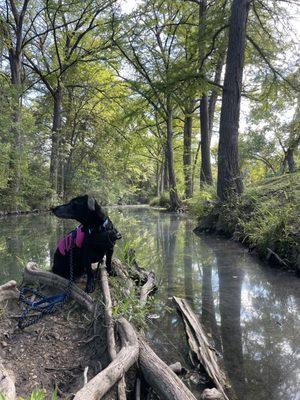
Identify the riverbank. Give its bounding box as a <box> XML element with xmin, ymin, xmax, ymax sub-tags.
<box><xmin>193</xmin><ymin>173</ymin><xmax>300</xmax><ymax>275</ymax></box>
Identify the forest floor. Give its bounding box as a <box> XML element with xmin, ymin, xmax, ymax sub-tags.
<box><xmin>194</xmin><ymin>172</ymin><xmax>300</xmax><ymax>274</ymax></box>
<box><xmin>0</xmin><ymin>282</ymin><xmax>117</xmax><ymax>400</ymax></box>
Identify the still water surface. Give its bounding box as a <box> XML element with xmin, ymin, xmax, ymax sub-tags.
<box><xmin>0</xmin><ymin>206</ymin><xmax>299</xmax><ymax>400</ymax></box>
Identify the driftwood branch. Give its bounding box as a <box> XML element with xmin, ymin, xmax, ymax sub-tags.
<box><xmin>0</xmin><ymin>281</ymin><xmax>19</xmax><ymax>302</ymax></box>
<box><xmin>99</xmin><ymin>265</ymin><xmax>127</xmax><ymax>400</ymax></box>
<box><xmin>139</xmin><ymin>271</ymin><xmax>157</xmax><ymax>307</ymax></box>
<box><xmin>173</xmin><ymin>297</ymin><xmax>229</xmax><ymax>400</ymax></box>
<box><xmin>23</xmin><ymin>262</ymin><xmax>96</xmax><ymax>313</ymax></box>
<box><xmin>74</xmin><ymin>317</ymin><xmax>139</xmax><ymax>400</ymax></box>
<box><xmin>266</xmin><ymin>248</ymin><xmax>289</xmax><ymax>268</ymax></box>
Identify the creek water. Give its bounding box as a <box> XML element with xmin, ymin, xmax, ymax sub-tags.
<box><xmin>0</xmin><ymin>206</ymin><xmax>299</xmax><ymax>400</ymax></box>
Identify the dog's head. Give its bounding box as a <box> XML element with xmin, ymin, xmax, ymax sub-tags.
<box><xmin>51</xmin><ymin>195</ymin><xmax>107</xmax><ymax>227</ymax></box>
<box><xmin>103</xmin><ymin>217</ymin><xmax>122</xmax><ymax>242</ymax></box>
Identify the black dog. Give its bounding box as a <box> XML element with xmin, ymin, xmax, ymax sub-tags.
<box><xmin>51</xmin><ymin>195</ymin><xmax>121</xmax><ymax>293</ymax></box>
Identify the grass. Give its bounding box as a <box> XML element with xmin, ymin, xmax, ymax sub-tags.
<box><xmin>0</xmin><ymin>388</ymin><xmax>58</xmax><ymax>400</ymax></box>
<box><xmin>149</xmin><ymin>191</ymin><xmax>170</xmax><ymax>208</ymax></box>
<box><xmin>192</xmin><ymin>173</ymin><xmax>300</xmax><ymax>270</ymax></box>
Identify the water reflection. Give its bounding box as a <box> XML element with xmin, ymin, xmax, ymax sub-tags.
<box><xmin>217</xmin><ymin>250</ymin><xmax>245</xmax><ymax>398</ymax></box>
<box><xmin>0</xmin><ymin>207</ymin><xmax>299</xmax><ymax>400</ymax></box>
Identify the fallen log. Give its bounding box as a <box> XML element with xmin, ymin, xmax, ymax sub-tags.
<box><xmin>74</xmin><ymin>317</ymin><xmax>139</xmax><ymax>400</ymax></box>
<box><xmin>0</xmin><ymin>281</ymin><xmax>19</xmax><ymax>302</ymax></box>
<box><xmin>23</xmin><ymin>262</ymin><xmax>96</xmax><ymax>313</ymax></box>
<box><xmin>173</xmin><ymin>297</ymin><xmax>229</xmax><ymax>400</ymax></box>
<box><xmin>139</xmin><ymin>338</ymin><xmax>197</xmax><ymax>400</ymax></box>
<box><xmin>99</xmin><ymin>265</ymin><xmax>127</xmax><ymax>400</ymax></box>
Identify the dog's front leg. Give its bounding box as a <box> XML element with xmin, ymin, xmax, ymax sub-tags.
<box><xmin>82</xmin><ymin>243</ymin><xmax>95</xmax><ymax>293</ymax></box>
<box><xmin>85</xmin><ymin>262</ymin><xmax>95</xmax><ymax>293</ymax></box>
<box><xmin>106</xmin><ymin>247</ymin><xmax>114</xmax><ymax>275</ymax></box>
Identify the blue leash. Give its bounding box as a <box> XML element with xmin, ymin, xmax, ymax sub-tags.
<box><xmin>18</xmin><ymin>287</ymin><xmax>68</xmax><ymax>329</ymax></box>
<box><xmin>18</xmin><ymin>234</ymin><xmax>75</xmax><ymax>329</ymax></box>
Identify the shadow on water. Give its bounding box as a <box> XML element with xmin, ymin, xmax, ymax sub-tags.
<box><xmin>0</xmin><ymin>207</ymin><xmax>299</xmax><ymax>400</ymax></box>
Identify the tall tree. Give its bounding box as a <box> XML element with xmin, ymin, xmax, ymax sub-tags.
<box><xmin>217</xmin><ymin>0</ymin><xmax>251</xmax><ymax>200</ymax></box>
<box><xmin>23</xmin><ymin>0</ymin><xmax>114</xmax><ymax>196</ymax></box>
<box><xmin>113</xmin><ymin>0</ymin><xmax>183</xmax><ymax>210</ymax></box>
<box><xmin>199</xmin><ymin>0</ymin><xmax>213</xmax><ymax>186</ymax></box>
<box><xmin>1</xmin><ymin>0</ymin><xmax>30</xmax><ymax>208</ymax></box>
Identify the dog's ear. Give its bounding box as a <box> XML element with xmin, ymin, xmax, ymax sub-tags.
<box><xmin>87</xmin><ymin>196</ymin><xmax>96</xmax><ymax>211</ymax></box>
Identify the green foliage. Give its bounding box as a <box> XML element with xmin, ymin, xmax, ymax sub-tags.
<box><xmin>196</xmin><ymin>173</ymin><xmax>300</xmax><ymax>269</ymax></box>
<box><xmin>0</xmin><ymin>387</ymin><xmax>58</xmax><ymax>400</ymax></box>
<box><xmin>149</xmin><ymin>192</ymin><xmax>170</xmax><ymax>208</ymax></box>
<box><xmin>187</xmin><ymin>185</ymin><xmax>216</xmax><ymax>219</ymax></box>
<box><xmin>109</xmin><ymin>276</ymin><xmax>152</xmax><ymax>329</ymax></box>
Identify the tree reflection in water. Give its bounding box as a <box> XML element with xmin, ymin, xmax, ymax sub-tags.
<box><xmin>0</xmin><ymin>208</ymin><xmax>299</xmax><ymax>400</ymax></box>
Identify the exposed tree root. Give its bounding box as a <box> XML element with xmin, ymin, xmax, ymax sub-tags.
<box><xmin>99</xmin><ymin>265</ymin><xmax>127</xmax><ymax>400</ymax></box>
<box><xmin>23</xmin><ymin>262</ymin><xmax>96</xmax><ymax>313</ymax></box>
<box><xmin>138</xmin><ymin>337</ymin><xmax>197</xmax><ymax>400</ymax></box>
<box><xmin>74</xmin><ymin>317</ymin><xmax>139</xmax><ymax>400</ymax></box>
<box><xmin>0</xmin><ymin>363</ymin><xmax>16</xmax><ymax>400</ymax></box>
<box><xmin>2</xmin><ymin>260</ymin><xmax>215</xmax><ymax>400</ymax></box>
<box><xmin>0</xmin><ymin>282</ymin><xmax>19</xmax><ymax>400</ymax></box>
<box><xmin>0</xmin><ymin>281</ymin><xmax>19</xmax><ymax>302</ymax></box>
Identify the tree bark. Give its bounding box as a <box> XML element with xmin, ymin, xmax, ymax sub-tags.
<box><xmin>217</xmin><ymin>0</ymin><xmax>250</xmax><ymax>200</ymax></box>
<box><xmin>183</xmin><ymin>103</ymin><xmax>194</xmax><ymax>198</ymax></box>
<box><xmin>166</xmin><ymin>102</ymin><xmax>181</xmax><ymax>210</ymax></box>
<box><xmin>23</xmin><ymin>262</ymin><xmax>96</xmax><ymax>313</ymax></box>
<box><xmin>200</xmin><ymin>94</ymin><xmax>213</xmax><ymax>186</ymax></box>
<box><xmin>139</xmin><ymin>338</ymin><xmax>197</xmax><ymax>400</ymax></box>
<box><xmin>7</xmin><ymin>23</ymin><xmax>24</xmax><ymax>209</ymax></box>
<box><xmin>208</xmin><ymin>48</ymin><xmax>226</xmax><ymax>137</ymax></box>
<box><xmin>74</xmin><ymin>318</ymin><xmax>139</xmax><ymax>400</ymax></box>
<box><xmin>173</xmin><ymin>297</ymin><xmax>229</xmax><ymax>400</ymax></box>
<box><xmin>50</xmin><ymin>86</ymin><xmax>63</xmax><ymax>194</ymax></box>
<box><xmin>286</xmin><ymin>148</ymin><xmax>297</xmax><ymax>173</ymax></box>
<box><xmin>0</xmin><ymin>280</ymin><xmax>19</xmax><ymax>302</ymax></box>
<box><xmin>198</xmin><ymin>0</ymin><xmax>213</xmax><ymax>187</ymax></box>
<box><xmin>163</xmin><ymin>148</ymin><xmax>169</xmax><ymax>192</ymax></box>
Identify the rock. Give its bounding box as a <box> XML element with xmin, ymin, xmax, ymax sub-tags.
<box><xmin>201</xmin><ymin>388</ymin><xmax>225</xmax><ymax>400</ymax></box>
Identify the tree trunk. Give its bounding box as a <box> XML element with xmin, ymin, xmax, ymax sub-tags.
<box><xmin>286</xmin><ymin>148</ymin><xmax>297</xmax><ymax>173</ymax></box>
<box><xmin>50</xmin><ymin>87</ymin><xmax>63</xmax><ymax>194</ymax></box>
<box><xmin>200</xmin><ymin>94</ymin><xmax>213</xmax><ymax>186</ymax></box>
<box><xmin>183</xmin><ymin>103</ymin><xmax>194</xmax><ymax>198</ymax></box>
<box><xmin>166</xmin><ymin>103</ymin><xmax>181</xmax><ymax>210</ymax></box>
<box><xmin>217</xmin><ymin>0</ymin><xmax>250</xmax><ymax>201</ymax></box>
<box><xmin>217</xmin><ymin>258</ymin><xmax>245</xmax><ymax>399</ymax></box>
<box><xmin>208</xmin><ymin>48</ymin><xmax>226</xmax><ymax>137</ymax></box>
<box><xmin>8</xmin><ymin>49</ymin><xmax>23</xmax><ymax>210</ymax></box>
<box><xmin>163</xmin><ymin>146</ymin><xmax>169</xmax><ymax>192</ymax></box>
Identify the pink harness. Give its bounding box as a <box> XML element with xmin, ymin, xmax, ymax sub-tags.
<box><xmin>57</xmin><ymin>225</ymin><xmax>85</xmax><ymax>256</ymax></box>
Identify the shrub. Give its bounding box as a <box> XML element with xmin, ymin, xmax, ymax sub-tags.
<box><xmin>149</xmin><ymin>192</ymin><xmax>170</xmax><ymax>208</ymax></box>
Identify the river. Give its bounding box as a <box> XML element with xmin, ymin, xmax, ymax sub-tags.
<box><xmin>0</xmin><ymin>206</ymin><xmax>299</xmax><ymax>400</ymax></box>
